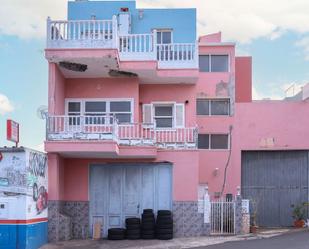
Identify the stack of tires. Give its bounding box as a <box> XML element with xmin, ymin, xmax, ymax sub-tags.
<box><xmin>156</xmin><ymin>210</ymin><xmax>173</xmax><ymax>240</ymax></box>
<box><xmin>125</xmin><ymin>218</ymin><xmax>141</xmax><ymax>240</ymax></box>
<box><xmin>108</xmin><ymin>228</ymin><xmax>126</xmax><ymax>240</ymax></box>
<box><xmin>141</xmin><ymin>209</ymin><xmax>156</xmax><ymax>239</ymax></box>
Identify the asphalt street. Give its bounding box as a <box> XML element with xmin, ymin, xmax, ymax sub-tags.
<box><xmin>196</xmin><ymin>230</ymin><xmax>309</xmax><ymax>249</ymax></box>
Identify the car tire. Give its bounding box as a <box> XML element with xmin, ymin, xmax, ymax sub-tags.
<box><xmin>156</xmin><ymin>218</ymin><xmax>173</xmax><ymax>225</ymax></box>
<box><xmin>108</xmin><ymin>234</ymin><xmax>125</xmax><ymax>240</ymax></box>
<box><xmin>157</xmin><ymin>210</ymin><xmax>172</xmax><ymax>216</ymax></box>
<box><xmin>156</xmin><ymin>228</ymin><xmax>173</xmax><ymax>234</ymax></box>
<box><xmin>108</xmin><ymin>228</ymin><xmax>126</xmax><ymax>236</ymax></box>
<box><xmin>143</xmin><ymin>209</ymin><xmax>154</xmax><ymax>214</ymax></box>
<box><xmin>141</xmin><ymin>223</ymin><xmax>155</xmax><ymax>230</ymax></box>
<box><xmin>126</xmin><ymin>218</ymin><xmax>141</xmax><ymax>225</ymax></box>
<box><xmin>126</xmin><ymin>234</ymin><xmax>141</xmax><ymax>240</ymax></box>
<box><xmin>126</xmin><ymin>229</ymin><xmax>141</xmax><ymax>236</ymax></box>
<box><xmin>157</xmin><ymin>233</ymin><xmax>173</xmax><ymax>240</ymax></box>
<box><xmin>126</xmin><ymin>224</ymin><xmax>140</xmax><ymax>230</ymax></box>
<box><xmin>142</xmin><ymin>234</ymin><xmax>155</xmax><ymax>239</ymax></box>
<box><xmin>142</xmin><ymin>213</ymin><xmax>155</xmax><ymax>218</ymax></box>
<box><xmin>156</xmin><ymin>223</ymin><xmax>173</xmax><ymax>229</ymax></box>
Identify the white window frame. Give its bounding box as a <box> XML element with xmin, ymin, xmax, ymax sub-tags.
<box><xmin>153</xmin><ymin>103</ymin><xmax>175</xmax><ymax>129</ymax></box>
<box><xmin>199</xmin><ymin>54</ymin><xmax>230</xmax><ymax>73</ymax></box>
<box><xmin>67</xmin><ymin>101</ymin><xmax>82</xmax><ymax>116</ymax></box>
<box><xmin>146</xmin><ymin>102</ymin><xmax>185</xmax><ymax>130</ymax></box>
<box><xmin>65</xmin><ymin>98</ymin><xmax>134</xmax><ymax>123</ymax></box>
<box><xmin>196</xmin><ymin>97</ymin><xmax>231</xmax><ymax>116</ymax></box>
<box><xmin>155</xmin><ymin>29</ymin><xmax>173</xmax><ymax>44</ymax></box>
<box><xmin>198</xmin><ymin>133</ymin><xmax>230</xmax><ymax>151</ymax></box>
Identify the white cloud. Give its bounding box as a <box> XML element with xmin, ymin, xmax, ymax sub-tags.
<box><xmin>1</xmin><ymin>0</ymin><xmax>309</xmax><ymax>59</ymax></box>
<box><xmin>0</xmin><ymin>0</ymin><xmax>66</xmax><ymax>39</ymax></box>
<box><xmin>0</xmin><ymin>93</ymin><xmax>14</xmax><ymax>115</ymax></box>
<box><xmin>0</xmin><ymin>0</ymin><xmax>308</xmax><ymax>42</ymax></box>
<box><xmin>138</xmin><ymin>0</ymin><xmax>309</xmax><ymax>43</ymax></box>
<box><xmin>296</xmin><ymin>36</ymin><xmax>309</xmax><ymax>60</ymax></box>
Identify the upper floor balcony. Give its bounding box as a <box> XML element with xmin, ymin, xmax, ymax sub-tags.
<box><xmin>46</xmin><ymin>17</ymin><xmax>198</xmax><ymax>70</ymax></box>
<box><xmin>46</xmin><ymin>115</ymin><xmax>197</xmax><ymax>150</ymax></box>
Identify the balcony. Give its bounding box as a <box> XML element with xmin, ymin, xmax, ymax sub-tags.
<box><xmin>46</xmin><ymin>17</ymin><xmax>198</xmax><ymax>70</ymax></box>
<box><xmin>46</xmin><ymin>115</ymin><xmax>198</xmax><ymax>149</ymax></box>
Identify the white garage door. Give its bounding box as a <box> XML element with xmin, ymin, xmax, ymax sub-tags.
<box><xmin>89</xmin><ymin>163</ymin><xmax>172</xmax><ymax>237</ymax></box>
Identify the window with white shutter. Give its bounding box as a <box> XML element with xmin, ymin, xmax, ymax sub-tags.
<box><xmin>142</xmin><ymin>104</ymin><xmax>153</xmax><ymax>124</ymax></box>
<box><xmin>175</xmin><ymin>104</ymin><xmax>185</xmax><ymax>128</ymax></box>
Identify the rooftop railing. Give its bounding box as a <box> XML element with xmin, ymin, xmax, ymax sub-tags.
<box><xmin>46</xmin><ymin>17</ymin><xmax>198</xmax><ymax>68</ymax></box>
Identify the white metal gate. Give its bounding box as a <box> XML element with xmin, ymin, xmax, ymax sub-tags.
<box><xmin>210</xmin><ymin>199</ymin><xmax>236</xmax><ymax>235</ymax></box>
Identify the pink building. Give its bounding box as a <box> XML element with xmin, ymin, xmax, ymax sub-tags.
<box><xmin>45</xmin><ymin>0</ymin><xmax>309</xmax><ymax>242</ymax></box>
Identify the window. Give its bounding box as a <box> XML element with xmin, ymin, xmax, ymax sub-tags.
<box><xmin>198</xmin><ymin>134</ymin><xmax>229</xmax><ymax>150</ymax></box>
<box><xmin>197</xmin><ymin>99</ymin><xmax>230</xmax><ymax>116</ymax></box>
<box><xmin>110</xmin><ymin>101</ymin><xmax>131</xmax><ymax>123</ymax></box>
<box><xmin>68</xmin><ymin>102</ymin><xmax>81</xmax><ymax>115</ymax></box>
<box><xmin>197</xmin><ymin>99</ymin><xmax>210</xmax><ymax>115</ymax></box>
<box><xmin>211</xmin><ymin>55</ymin><xmax>229</xmax><ymax>72</ymax></box>
<box><xmin>68</xmin><ymin>102</ymin><xmax>81</xmax><ymax>125</ymax></box>
<box><xmin>198</xmin><ymin>134</ymin><xmax>209</xmax><ymax>149</ymax></box>
<box><xmin>199</xmin><ymin>55</ymin><xmax>210</xmax><ymax>72</ymax></box>
<box><xmin>85</xmin><ymin>101</ymin><xmax>106</xmax><ymax>124</ymax></box>
<box><xmin>211</xmin><ymin>99</ymin><xmax>230</xmax><ymax>115</ymax></box>
<box><xmin>154</xmin><ymin>105</ymin><xmax>174</xmax><ymax>128</ymax></box>
<box><xmin>66</xmin><ymin>99</ymin><xmax>132</xmax><ymax>124</ymax></box>
<box><xmin>199</xmin><ymin>55</ymin><xmax>229</xmax><ymax>72</ymax></box>
<box><xmin>211</xmin><ymin>134</ymin><xmax>229</xmax><ymax>149</ymax></box>
<box><xmin>157</xmin><ymin>30</ymin><xmax>172</xmax><ymax>44</ymax></box>
<box><xmin>143</xmin><ymin>103</ymin><xmax>185</xmax><ymax>129</ymax></box>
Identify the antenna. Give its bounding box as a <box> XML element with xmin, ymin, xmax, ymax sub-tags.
<box><xmin>37</xmin><ymin>105</ymin><xmax>48</xmax><ymax>120</ymax></box>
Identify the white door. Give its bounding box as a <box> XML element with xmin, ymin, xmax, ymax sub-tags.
<box><xmin>89</xmin><ymin>163</ymin><xmax>172</xmax><ymax>237</ymax></box>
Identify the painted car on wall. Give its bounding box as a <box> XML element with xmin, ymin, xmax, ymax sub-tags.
<box><xmin>0</xmin><ymin>148</ymin><xmax>48</xmax><ymax>216</ymax></box>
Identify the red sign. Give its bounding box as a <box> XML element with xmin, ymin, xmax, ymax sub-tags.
<box><xmin>7</xmin><ymin>119</ymin><xmax>19</xmax><ymax>145</ymax></box>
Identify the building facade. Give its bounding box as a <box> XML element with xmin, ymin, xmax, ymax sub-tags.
<box><xmin>45</xmin><ymin>0</ymin><xmax>309</xmax><ymax>241</ymax></box>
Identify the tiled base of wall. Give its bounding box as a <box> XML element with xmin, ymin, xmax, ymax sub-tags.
<box><xmin>48</xmin><ymin>201</ymin><xmax>89</xmax><ymax>242</ymax></box>
<box><xmin>173</xmin><ymin>201</ymin><xmax>210</xmax><ymax>237</ymax></box>
<box><xmin>62</xmin><ymin>201</ymin><xmax>89</xmax><ymax>239</ymax></box>
<box><xmin>48</xmin><ymin>200</ymin><xmax>210</xmax><ymax>242</ymax></box>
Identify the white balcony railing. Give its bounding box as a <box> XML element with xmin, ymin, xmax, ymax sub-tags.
<box><xmin>46</xmin><ymin>115</ymin><xmax>197</xmax><ymax>149</ymax></box>
<box><xmin>119</xmin><ymin>33</ymin><xmax>155</xmax><ymax>60</ymax></box>
<box><xmin>157</xmin><ymin>43</ymin><xmax>198</xmax><ymax>69</ymax></box>
<box><xmin>47</xmin><ymin>17</ymin><xmax>118</xmax><ymax>49</ymax></box>
<box><xmin>46</xmin><ymin>17</ymin><xmax>198</xmax><ymax>69</ymax></box>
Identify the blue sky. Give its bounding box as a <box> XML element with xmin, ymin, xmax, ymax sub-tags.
<box><xmin>0</xmin><ymin>0</ymin><xmax>309</xmax><ymax>149</ymax></box>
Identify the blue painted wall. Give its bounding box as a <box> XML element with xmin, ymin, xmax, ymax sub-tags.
<box><xmin>68</xmin><ymin>0</ymin><xmax>196</xmax><ymax>43</ymax></box>
<box><xmin>0</xmin><ymin>222</ymin><xmax>47</xmax><ymax>249</ymax></box>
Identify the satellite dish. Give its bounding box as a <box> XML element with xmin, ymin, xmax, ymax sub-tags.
<box><xmin>37</xmin><ymin>105</ymin><xmax>48</xmax><ymax>120</ymax></box>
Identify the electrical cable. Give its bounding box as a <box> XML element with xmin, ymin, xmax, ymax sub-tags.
<box><xmin>220</xmin><ymin>125</ymin><xmax>233</xmax><ymax>198</ymax></box>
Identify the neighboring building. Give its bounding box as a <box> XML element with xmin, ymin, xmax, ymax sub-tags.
<box><xmin>45</xmin><ymin>0</ymin><xmax>308</xmax><ymax>241</ymax></box>
<box><xmin>0</xmin><ymin>147</ymin><xmax>47</xmax><ymax>249</ymax></box>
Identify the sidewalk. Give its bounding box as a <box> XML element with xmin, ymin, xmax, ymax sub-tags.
<box><xmin>41</xmin><ymin>229</ymin><xmax>299</xmax><ymax>249</ymax></box>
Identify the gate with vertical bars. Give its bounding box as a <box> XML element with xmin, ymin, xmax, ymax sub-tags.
<box><xmin>210</xmin><ymin>199</ymin><xmax>236</xmax><ymax>235</ymax></box>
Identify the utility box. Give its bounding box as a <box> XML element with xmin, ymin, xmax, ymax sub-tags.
<box><xmin>0</xmin><ymin>147</ymin><xmax>47</xmax><ymax>249</ymax></box>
